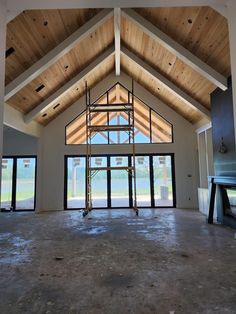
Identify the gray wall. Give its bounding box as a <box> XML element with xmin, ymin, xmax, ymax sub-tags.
<box><xmin>3</xmin><ymin>126</ymin><xmax>38</xmax><ymax>156</ymax></box>
<box><xmin>211</xmin><ymin>78</ymin><xmax>236</xmax><ymax>176</ymax></box>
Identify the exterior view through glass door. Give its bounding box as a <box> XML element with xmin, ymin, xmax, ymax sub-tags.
<box><xmin>0</xmin><ymin>156</ymin><xmax>37</xmax><ymax>211</ymax></box>
<box><xmin>135</xmin><ymin>156</ymin><xmax>151</xmax><ymax>207</ymax></box>
<box><xmin>1</xmin><ymin>158</ymin><xmax>13</xmax><ymax>210</ymax></box>
<box><xmin>66</xmin><ymin>157</ymin><xmax>86</xmax><ymax>209</ymax></box>
<box><xmin>65</xmin><ymin>154</ymin><xmax>175</xmax><ymax>209</ymax></box>
<box><xmin>110</xmin><ymin>156</ymin><xmax>129</xmax><ymax>207</ymax></box>
<box><xmin>15</xmin><ymin>158</ymin><xmax>36</xmax><ymax>210</ymax></box>
<box><xmin>91</xmin><ymin>157</ymin><xmax>108</xmax><ymax>208</ymax></box>
<box><xmin>153</xmin><ymin>155</ymin><xmax>174</xmax><ymax>207</ymax></box>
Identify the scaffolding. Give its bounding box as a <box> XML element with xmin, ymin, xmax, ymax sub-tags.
<box><xmin>83</xmin><ymin>82</ymin><xmax>138</xmax><ymax>217</ymax></box>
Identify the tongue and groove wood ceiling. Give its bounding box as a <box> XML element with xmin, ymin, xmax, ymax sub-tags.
<box><xmin>5</xmin><ymin>6</ymin><xmax>231</xmax><ymax>125</ymax></box>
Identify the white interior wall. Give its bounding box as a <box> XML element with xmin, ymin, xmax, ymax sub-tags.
<box><xmin>39</xmin><ymin>71</ymin><xmax>199</xmax><ymax>212</ymax></box>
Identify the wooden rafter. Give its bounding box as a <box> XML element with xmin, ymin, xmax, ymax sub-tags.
<box><xmin>122</xmin><ymin>8</ymin><xmax>228</xmax><ymax>91</ymax></box>
<box><xmin>24</xmin><ymin>46</ymin><xmax>115</xmax><ymax>123</ymax></box>
<box><xmin>121</xmin><ymin>46</ymin><xmax>211</xmax><ymax>119</ymax></box>
<box><xmin>5</xmin><ymin>9</ymin><xmax>114</xmax><ymax>101</ymax></box>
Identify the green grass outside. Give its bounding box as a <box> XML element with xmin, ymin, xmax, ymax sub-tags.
<box><xmin>1</xmin><ymin>179</ymin><xmax>34</xmax><ymax>202</ymax></box>
<box><xmin>67</xmin><ymin>178</ymin><xmax>173</xmax><ymax>198</ymax></box>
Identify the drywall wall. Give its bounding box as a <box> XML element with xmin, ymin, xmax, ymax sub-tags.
<box><xmin>38</xmin><ymin>71</ymin><xmax>199</xmax><ymax>212</ymax></box>
<box><xmin>3</xmin><ymin>125</ymin><xmax>38</xmax><ymax>156</ymax></box>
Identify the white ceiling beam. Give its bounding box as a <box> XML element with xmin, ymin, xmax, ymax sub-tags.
<box><xmin>195</xmin><ymin>120</ymin><xmax>212</xmax><ymax>134</ymax></box>
<box><xmin>121</xmin><ymin>46</ymin><xmax>211</xmax><ymax>119</ymax></box>
<box><xmin>4</xmin><ymin>103</ymin><xmax>42</xmax><ymax>138</ymax></box>
<box><xmin>122</xmin><ymin>8</ymin><xmax>228</xmax><ymax>91</ymax></box>
<box><xmin>5</xmin><ymin>9</ymin><xmax>114</xmax><ymax>101</ymax></box>
<box><xmin>6</xmin><ymin>10</ymin><xmax>22</xmax><ymax>23</ymax></box>
<box><xmin>114</xmin><ymin>8</ymin><xmax>121</xmax><ymax>76</ymax></box>
<box><xmin>211</xmin><ymin>4</ymin><xmax>228</xmax><ymax>18</ymax></box>
<box><xmin>24</xmin><ymin>46</ymin><xmax>115</xmax><ymax>123</ymax></box>
<box><xmin>6</xmin><ymin>0</ymin><xmax>227</xmax><ymax>10</ymax></box>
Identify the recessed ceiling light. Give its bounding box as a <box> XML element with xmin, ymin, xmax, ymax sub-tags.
<box><xmin>5</xmin><ymin>47</ymin><xmax>15</xmax><ymax>58</ymax></box>
<box><xmin>53</xmin><ymin>103</ymin><xmax>60</xmax><ymax>110</ymax></box>
<box><xmin>35</xmin><ymin>84</ymin><xmax>45</xmax><ymax>93</ymax></box>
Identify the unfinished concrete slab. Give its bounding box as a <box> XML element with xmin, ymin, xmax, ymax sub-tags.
<box><xmin>0</xmin><ymin>208</ymin><xmax>236</xmax><ymax>314</ymax></box>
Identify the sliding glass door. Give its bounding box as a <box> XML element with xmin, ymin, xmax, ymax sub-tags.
<box><xmin>0</xmin><ymin>156</ymin><xmax>37</xmax><ymax>211</ymax></box>
<box><xmin>110</xmin><ymin>156</ymin><xmax>129</xmax><ymax>207</ymax></box>
<box><xmin>1</xmin><ymin>158</ymin><xmax>14</xmax><ymax>210</ymax></box>
<box><xmin>65</xmin><ymin>154</ymin><xmax>175</xmax><ymax>209</ymax></box>
<box><xmin>153</xmin><ymin>156</ymin><xmax>174</xmax><ymax>207</ymax></box>
<box><xmin>135</xmin><ymin>156</ymin><xmax>151</xmax><ymax>207</ymax></box>
<box><xmin>91</xmin><ymin>157</ymin><xmax>108</xmax><ymax>208</ymax></box>
<box><xmin>67</xmin><ymin>157</ymin><xmax>86</xmax><ymax>209</ymax></box>
<box><xmin>15</xmin><ymin>158</ymin><xmax>36</xmax><ymax>210</ymax></box>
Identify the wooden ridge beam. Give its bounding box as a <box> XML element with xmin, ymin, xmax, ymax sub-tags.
<box><xmin>122</xmin><ymin>8</ymin><xmax>228</xmax><ymax>91</ymax></box>
<box><xmin>114</xmin><ymin>8</ymin><xmax>121</xmax><ymax>76</ymax></box>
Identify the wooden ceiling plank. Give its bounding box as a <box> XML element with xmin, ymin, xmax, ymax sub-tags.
<box><xmin>114</xmin><ymin>8</ymin><xmax>121</xmax><ymax>76</ymax></box>
<box><xmin>24</xmin><ymin>46</ymin><xmax>115</xmax><ymax>123</ymax></box>
<box><xmin>122</xmin><ymin>8</ymin><xmax>228</xmax><ymax>91</ymax></box>
<box><xmin>121</xmin><ymin>46</ymin><xmax>211</xmax><ymax>119</ymax></box>
<box><xmin>5</xmin><ymin>8</ymin><xmax>114</xmax><ymax>101</ymax></box>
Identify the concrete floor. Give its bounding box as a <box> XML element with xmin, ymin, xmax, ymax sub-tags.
<box><xmin>0</xmin><ymin>208</ymin><xmax>236</xmax><ymax>314</ymax></box>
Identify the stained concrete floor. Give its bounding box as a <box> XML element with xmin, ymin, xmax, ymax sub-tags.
<box><xmin>0</xmin><ymin>208</ymin><xmax>236</xmax><ymax>314</ymax></box>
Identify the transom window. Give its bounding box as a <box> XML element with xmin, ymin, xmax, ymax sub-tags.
<box><xmin>66</xmin><ymin>83</ymin><xmax>173</xmax><ymax>145</ymax></box>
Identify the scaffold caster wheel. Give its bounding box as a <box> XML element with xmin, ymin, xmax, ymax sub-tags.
<box><xmin>83</xmin><ymin>211</ymin><xmax>88</xmax><ymax>217</ymax></box>
<box><xmin>136</xmin><ymin>210</ymin><xmax>139</xmax><ymax>216</ymax></box>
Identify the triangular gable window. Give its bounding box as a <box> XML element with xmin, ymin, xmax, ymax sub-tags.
<box><xmin>66</xmin><ymin>83</ymin><xmax>173</xmax><ymax>145</ymax></box>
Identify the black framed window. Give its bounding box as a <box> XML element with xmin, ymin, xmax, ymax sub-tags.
<box><xmin>64</xmin><ymin>154</ymin><xmax>176</xmax><ymax>210</ymax></box>
<box><xmin>65</xmin><ymin>83</ymin><xmax>173</xmax><ymax>145</ymax></box>
<box><xmin>0</xmin><ymin>156</ymin><xmax>37</xmax><ymax>211</ymax></box>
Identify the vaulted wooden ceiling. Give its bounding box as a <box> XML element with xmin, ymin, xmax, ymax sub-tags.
<box><xmin>4</xmin><ymin>6</ymin><xmax>231</xmax><ymax>125</ymax></box>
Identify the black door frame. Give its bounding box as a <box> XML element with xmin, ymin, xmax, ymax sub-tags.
<box><xmin>64</xmin><ymin>153</ymin><xmax>176</xmax><ymax>210</ymax></box>
<box><xmin>1</xmin><ymin>155</ymin><xmax>37</xmax><ymax>212</ymax></box>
